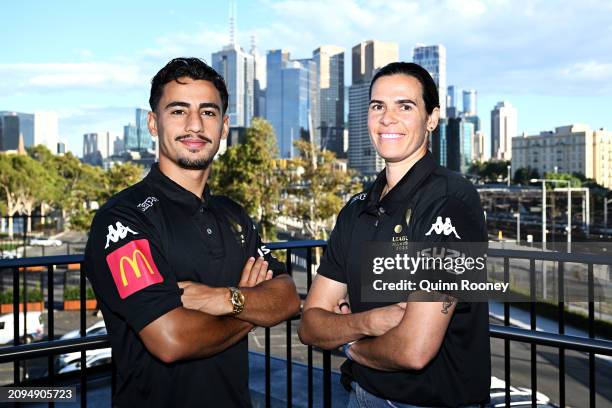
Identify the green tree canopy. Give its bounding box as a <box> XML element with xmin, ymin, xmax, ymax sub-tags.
<box><xmin>468</xmin><ymin>160</ymin><xmax>511</xmax><ymax>183</ymax></box>
<box><xmin>210</xmin><ymin>118</ymin><xmax>281</xmax><ymax>240</ymax></box>
<box><xmin>283</xmin><ymin>139</ymin><xmax>362</xmax><ymax>241</ymax></box>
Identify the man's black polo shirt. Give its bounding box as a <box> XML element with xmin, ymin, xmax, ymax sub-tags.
<box><xmin>84</xmin><ymin>164</ymin><xmax>285</xmax><ymax>408</ymax></box>
<box><xmin>318</xmin><ymin>152</ymin><xmax>491</xmax><ymax>407</ymax></box>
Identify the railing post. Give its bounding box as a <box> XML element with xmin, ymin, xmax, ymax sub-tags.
<box><xmin>529</xmin><ymin>259</ymin><xmax>537</xmax><ymax>407</ymax></box>
<box><xmin>285</xmin><ymin>248</ymin><xmax>293</xmax><ymax>408</ymax></box>
<box><xmin>48</xmin><ymin>264</ymin><xmax>55</xmax><ymax>408</ymax></box>
<box><xmin>558</xmin><ymin>262</ymin><xmax>565</xmax><ymax>408</ymax></box>
<box><xmin>80</xmin><ymin>263</ymin><xmax>87</xmax><ymax>408</ymax></box>
<box><xmin>306</xmin><ymin>247</ymin><xmax>313</xmax><ymax>408</ymax></box>
<box><xmin>13</xmin><ymin>266</ymin><xmax>20</xmax><ymax>384</ymax></box>
<box><xmin>503</xmin><ymin>257</ymin><xmax>510</xmax><ymax>407</ymax></box>
<box><xmin>588</xmin><ymin>263</ymin><xmax>595</xmax><ymax>408</ymax></box>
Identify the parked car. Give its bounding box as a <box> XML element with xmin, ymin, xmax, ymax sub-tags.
<box><xmin>487</xmin><ymin>376</ymin><xmax>557</xmax><ymax>407</ymax></box>
<box><xmin>58</xmin><ymin>348</ymin><xmax>113</xmax><ymax>374</ymax></box>
<box><xmin>30</xmin><ymin>238</ymin><xmax>62</xmax><ymax>247</ymax></box>
<box><xmin>0</xmin><ymin>312</ymin><xmax>44</xmax><ymax>344</ymax></box>
<box><xmin>57</xmin><ymin>320</ymin><xmax>109</xmax><ymax>369</ymax></box>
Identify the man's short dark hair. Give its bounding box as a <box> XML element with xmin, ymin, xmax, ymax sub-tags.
<box><xmin>369</xmin><ymin>62</ymin><xmax>440</xmax><ymax>115</ymax></box>
<box><xmin>149</xmin><ymin>57</ymin><xmax>229</xmax><ymax>114</ymax></box>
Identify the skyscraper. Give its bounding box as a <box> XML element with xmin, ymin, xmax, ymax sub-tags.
<box><xmin>212</xmin><ymin>44</ymin><xmax>255</xmax><ymax>127</ymax></box>
<box><xmin>446</xmin><ymin>117</ymin><xmax>474</xmax><ymax>173</ymax></box>
<box><xmin>462</xmin><ymin>89</ymin><xmax>477</xmax><ymax>116</ymax></box>
<box><xmin>431</xmin><ymin>118</ymin><xmax>448</xmax><ymax>166</ymax></box>
<box><xmin>491</xmin><ymin>101</ymin><xmax>517</xmax><ymax>160</ymax></box>
<box><xmin>313</xmin><ymin>45</ymin><xmax>345</xmax><ymax>157</ymax></box>
<box><xmin>135</xmin><ymin>108</ymin><xmax>152</xmax><ymax>151</ymax></box>
<box><xmin>348</xmin><ymin>40</ymin><xmax>399</xmax><ymax>175</ymax></box>
<box><xmin>0</xmin><ymin>111</ymin><xmax>34</xmax><ymax>151</ymax></box>
<box><xmin>83</xmin><ymin>132</ymin><xmax>111</xmax><ymax>166</ymax></box>
<box><xmin>123</xmin><ymin>123</ymin><xmax>138</xmax><ymax>151</ymax></box>
<box><xmin>33</xmin><ymin>112</ymin><xmax>59</xmax><ymax>153</ymax></box>
<box><xmin>265</xmin><ymin>50</ymin><xmax>318</xmax><ymax>158</ymax></box>
<box><xmin>250</xmin><ymin>36</ymin><xmax>266</xmax><ymax>118</ymax></box>
<box><xmin>446</xmin><ymin>85</ymin><xmax>459</xmax><ymax>118</ymax></box>
<box><xmin>413</xmin><ymin>44</ymin><xmax>447</xmax><ymax>119</ymax></box>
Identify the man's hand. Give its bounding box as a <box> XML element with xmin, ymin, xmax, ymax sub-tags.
<box><xmin>333</xmin><ymin>298</ymin><xmax>351</xmax><ymax>314</ymax></box>
<box><xmin>179</xmin><ymin>257</ymin><xmax>274</xmax><ymax>315</ymax></box>
<box><xmin>239</xmin><ymin>256</ymin><xmax>273</xmax><ymax>287</ymax></box>
<box><xmin>179</xmin><ymin>282</ymin><xmax>233</xmax><ymax>316</ymax></box>
<box><xmin>364</xmin><ymin>303</ymin><xmax>406</xmax><ymax>337</ymax></box>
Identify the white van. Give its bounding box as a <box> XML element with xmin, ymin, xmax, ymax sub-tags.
<box><xmin>0</xmin><ymin>312</ymin><xmax>45</xmax><ymax>344</ymax></box>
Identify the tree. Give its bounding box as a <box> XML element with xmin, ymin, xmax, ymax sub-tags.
<box><xmin>468</xmin><ymin>160</ymin><xmax>511</xmax><ymax>183</ymax></box>
<box><xmin>99</xmin><ymin>162</ymin><xmax>144</xmax><ymax>203</ymax></box>
<box><xmin>283</xmin><ymin>139</ymin><xmax>362</xmax><ymax>245</ymax></box>
<box><xmin>513</xmin><ymin>167</ymin><xmax>540</xmax><ymax>185</ymax></box>
<box><xmin>210</xmin><ymin>118</ymin><xmax>281</xmax><ymax>241</ymax></box>
<box><xmin>0</xmin><ymin>153</ymin><xmax>52</xmax><ymax>237</ymax></box>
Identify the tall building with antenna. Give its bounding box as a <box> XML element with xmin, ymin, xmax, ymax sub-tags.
<box><xmin>211</xmin><ymin>2</ymin><xmax>255</xmax><ymax>127</ymax></box>
<box><xmin>250</xmin><ymin>35</ymin><xmax>266</xmax><ymax>118</ymax></box>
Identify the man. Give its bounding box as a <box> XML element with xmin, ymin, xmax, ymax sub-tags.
<box><xmin>85</xmin><ymin>57</ymin><xmax>301</xmax><ymax>407</ymax></box>
<box><xmin>298</xmin><ymin>62</ymin><xmax>490</xmax><ymax>407</ymax></box>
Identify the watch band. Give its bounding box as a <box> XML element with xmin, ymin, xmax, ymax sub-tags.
<box><xmin>228</xmin><ymin>287</ymin><xmax>245</xmax><ymax>316</ymax></box>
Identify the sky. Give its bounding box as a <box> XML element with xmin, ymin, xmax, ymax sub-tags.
<box><xmin>1</xmin><ymin>0</ymin><xmax>611</xmax><ymax>157</ymax></box>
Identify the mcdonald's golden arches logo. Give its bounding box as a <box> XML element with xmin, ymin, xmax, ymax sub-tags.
<box><xmin>106</xmin><ymin>239</ymin><xmax>164</xmax><ymax>299</ymax></box>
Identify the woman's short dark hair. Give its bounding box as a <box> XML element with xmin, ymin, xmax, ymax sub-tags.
<box><xmin>149</xmin><ymin>57</ymin><xmax>229</xmax><ymax>114</ymax></box>
<box><xmin>369</xmin><ymin>62</ymin><xmax>440</xmax><ymax>115</ymax></box>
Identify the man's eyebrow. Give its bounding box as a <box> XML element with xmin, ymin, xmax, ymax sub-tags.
<box><xmin>395</xmin><ymin>99</ymin><xmax>417</xmax><ymax>105</ymax></box>
<box><xmin>199</xmin><ymin>102</ymin><xmax>221</xmax><ymax>111</ymax></box>
<box><xmin>163</xmin><ymin>101</ymin><xmax>221</xmax><ymax>111</ymax></box>
<box><xmin>369</xmin><ymin>99</ymin><xmax>384</xmax><ymax>105</ymax></box>
<box><xmin>164</xmin><ymin>101</ymin><xmax>190</xmax><ymax>110</ymax></box>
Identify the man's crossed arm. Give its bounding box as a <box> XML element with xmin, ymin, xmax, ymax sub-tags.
<box><xmin>140</xmin><ymin>257</ymin><xmax>301</xmax><ymax>363</ymax></box>
<box><xmin>298</xmin><ymin>274</ymin><xmax>455</xmax><ymax>371</ymax></box>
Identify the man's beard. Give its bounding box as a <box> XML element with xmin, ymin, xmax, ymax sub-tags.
<box><xmin>177</xmin><ymin>154</ymin><xmax>214</xmax><ymax>170</ymax></box>
<box><xmin>174</xmin><ymin>134</ymin><xmax>215</xmax><ymax>170</ymax></box>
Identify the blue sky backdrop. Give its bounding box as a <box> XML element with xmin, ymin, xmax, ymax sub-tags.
<box><xmin>1</xmin><ymin>0</ymin><xmax>611</xmax><ymax>156</ymax></box>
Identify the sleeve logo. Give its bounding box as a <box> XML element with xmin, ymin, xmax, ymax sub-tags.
<box><xmin>425</xmin><ymin>217</ymin><xmax>461</xmax><ymax>239</ymax></box>
<box><xmin>137</xmin><ymin>196</ymin><xmax>159</xmax><ymax>212</ymax></box>
<box><xmin>105</xmin><ymin>222</ymin><xmax>138</xmax><ymax>249</ymax></box>
<box><xmin>105</xmin><ymin>239</ymin><xmax>164</xmax><ymax>299</ymax></box>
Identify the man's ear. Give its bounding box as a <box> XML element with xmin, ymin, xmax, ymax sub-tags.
<box><xmin>147</xmin><ymin>111</ymin><xmax>158</xmax><ymax>137</ymax></box>
<box><xmin>221</xmin><ymin>114</ymin><xmax>229</xmax><ymax>140</ymax></box>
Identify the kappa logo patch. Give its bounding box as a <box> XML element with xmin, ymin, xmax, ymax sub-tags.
<box><xmin>105</xmin><ymin>221</ymin><xmax>138</xmax><ymax>249</ymax></box>
<box><xmin>425</xmin><ymin>216</ymin><xmax>461</xmax><ymax>239</ymax></box>
<box><xmin>105</xmin><ymin>239</ymin><xmax>164</xmax><ymax>299</ymax></box>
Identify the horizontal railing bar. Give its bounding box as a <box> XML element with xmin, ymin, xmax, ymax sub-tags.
<box><xmin>3</xmin><ymin>246</ymin><xmax>611</xmax><ymax>269</ymax></box>
<box><xmin>490</xmin><ymin>325</ymin><xmax>612</xmax><ymax>355</ymax></box>
<box><xmin>488</xmin><ymin>248</ymin><xmax>612</xmax><ymax>264</ymax></box>
<box><xmin>266</xmin><ymin>240</ymin><xmax>327</xmax><ymax>250</ymax></box>
<box><xmin>0</xmin><ymin>255</ymin><xmax>83</xmax><ymax>268</ymax></box>
<box><xmin>0</xmin><ymin>335</ymin><xmax>110</xmax><ymax>363</ymax></box>
<box><xmin>2</xmin><ymin>324</ymin><xmax>611</xmax><ymax>364</ymax></box>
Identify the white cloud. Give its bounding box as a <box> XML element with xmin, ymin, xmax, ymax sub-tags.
<box><xmin>0</xmin><ymin>62</ymin><xmax>146</xmax><ymax>92</ymax></box>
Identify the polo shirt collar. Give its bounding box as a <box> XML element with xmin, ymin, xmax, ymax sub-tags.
<box><xmin>363</xmin><ymin>151</ymin><xmax>438</xmax><ymax>215</ymax></box>
<box><xmin>145</xmin><ymin>163</ymin><xmax>211</xmax><ymax>214</ymax></box>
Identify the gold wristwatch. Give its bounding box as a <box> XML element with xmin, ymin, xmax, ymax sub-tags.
<box><xmin>228</xmin><ymin>287</ymin><xmax>245</xmax><ymax>316</ymax></box>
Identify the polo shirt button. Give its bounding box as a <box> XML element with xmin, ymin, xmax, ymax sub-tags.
<box><xmin>200</xmin><ymin>207</ymin><xmax>204</xmax><ymax>213</ymax></box>
<box><xmin>379</xmin><ymin>207</ymin><xmax>385</xmax><ymax>214</ymax></box>
<box><xmin>206</xmin><ymin>228</ymin><xmax>213</xmax><ymax>235</ymax></box>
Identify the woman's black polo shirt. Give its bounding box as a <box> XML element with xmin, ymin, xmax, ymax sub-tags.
<box><xmin>84</xmin><ymin>164</ymin><xmax>285</xmax><ymax>407</ymax></box>
<box><xmin>318</xmin><ymin>152</ymin><xmax>491</xmax><ymax>407</ymax></box>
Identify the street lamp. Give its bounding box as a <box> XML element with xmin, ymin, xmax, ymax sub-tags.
<box><xmin>512</xmin><ymin>212</ymin><xmax>521</xmax><ymax>243</ymax></box>
<box><xmin>507</xmin><ymin>165</ymin><xmax>511</xmax><ymax>187</ymax></box>
<box><xmin>531</xmin><ymin>178</ymin><xmax>572</xmax><ymax>246</ymax></box>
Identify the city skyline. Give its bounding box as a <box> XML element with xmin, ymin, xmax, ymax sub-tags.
<box><xmin>1</xmin><ymin>0</ymin><xmax>611</xmax><ymax>156</ymax></box>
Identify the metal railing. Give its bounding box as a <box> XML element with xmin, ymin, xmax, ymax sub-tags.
<box><xmin>0</xmin><ymin>242</ymin><xmax>611</xmax><ymax>407</ymax></box>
